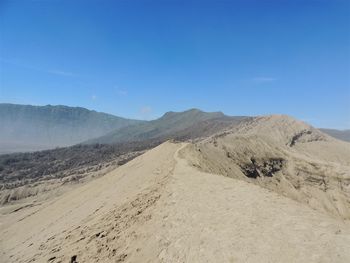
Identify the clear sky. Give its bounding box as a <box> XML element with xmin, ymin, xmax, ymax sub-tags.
<box><xmin>0</xmin><ymin>0</ymin><xmax>349</xmax><ymax>128</ymax></box>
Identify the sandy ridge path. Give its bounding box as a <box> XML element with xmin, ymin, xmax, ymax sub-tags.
<box><xmin>0</xmin><ymin>142</ymin><xmax>180</xmax><ymax>263</ymax></box>
<box><xmin>141</xmin><ymin>143</ymin><xmax>350</xmax><ymax>263</ymax></box>
<box><xmin>1</xmin><ymin>141</ymin><xmax>350</xmax><ymax>262</ymax></box>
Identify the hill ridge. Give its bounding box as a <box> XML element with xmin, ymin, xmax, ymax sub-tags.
<box><xmin>0</xmin><ymin>103</ymin><xmax>143</xmax><ymax>153</ymax></box>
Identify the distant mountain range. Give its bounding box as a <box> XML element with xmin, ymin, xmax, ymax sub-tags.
<box><xmin>319</xmin><ymin>128</ymin><xmax>350</xmax><ymax>143</ymax></box>
<box><xmin>85</xmin><ymin>108</ymin><xmax>247</xmax><ymax>144</ymax></box>
<box><xmin>0</xmin><ymin>103</ymin><xmax>348</xmax><ymax>154</ymax></box>
<box><xmin>0</xmin><ymin>103</ymin><xmax>143</xmax><ymax>153</ymax></box>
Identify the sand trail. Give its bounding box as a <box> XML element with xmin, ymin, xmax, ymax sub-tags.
<box><xmin>1</xmin><ymin>142</ymin><xmax>350</xmax><ymax>262</ymax></box>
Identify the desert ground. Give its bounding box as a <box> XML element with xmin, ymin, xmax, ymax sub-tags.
<box><xmin>1</xmin><ymin>136</ymin><xmax>350</xmax><ymax>262</ymax></box>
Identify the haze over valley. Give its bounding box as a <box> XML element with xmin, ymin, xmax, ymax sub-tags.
<box><xmin>1</xmin><ymin>103</ymin><xmax>348</xmax><ymax>155</ymax></box>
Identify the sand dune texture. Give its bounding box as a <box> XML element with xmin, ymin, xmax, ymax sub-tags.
<box><xmin>184</xmin><ymin>115</ymin><xmax>350</xmax><ymax>220</ymax></box>
<box><xmin>1</xmin><ymin>137</ymin><xmax>350</xmax><ymax>262</ymax></box>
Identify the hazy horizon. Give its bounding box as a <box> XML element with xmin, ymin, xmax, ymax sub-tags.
<box><xmin>2</xmin><ymin>102</ymin><xmax>350</xmax><ymax>131</ymax></box>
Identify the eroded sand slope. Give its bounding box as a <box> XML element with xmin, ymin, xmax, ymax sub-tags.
<box><xmin>1</xmin><ymin>142</ymin><xmax>350</xmax><ymax>262</ymax></box>
<box><xmin>184</xmin><ymin>115</ymin><xmax>350</xmax><ymax>219</ymax></box>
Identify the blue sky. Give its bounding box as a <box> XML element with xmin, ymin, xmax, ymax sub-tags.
<box><xmin>0</xmin><ymin>0</ymin><xmax>349</xmax><ymax>128</ymax></box>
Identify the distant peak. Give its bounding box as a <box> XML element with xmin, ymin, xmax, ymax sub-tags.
<box><xmin>161</xmin><ymin>111</ymin><xmax>176</xmax><ymax>118</ymax></box>
<box><xmin>185</xmin><ymin>108</ymin><xmax>202</xmax><ymax>113</ymax></box>
<box><xmin>161</xmin><ymin>108</ymin><xmax>225</xmax><ymax>119</ymax></box>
